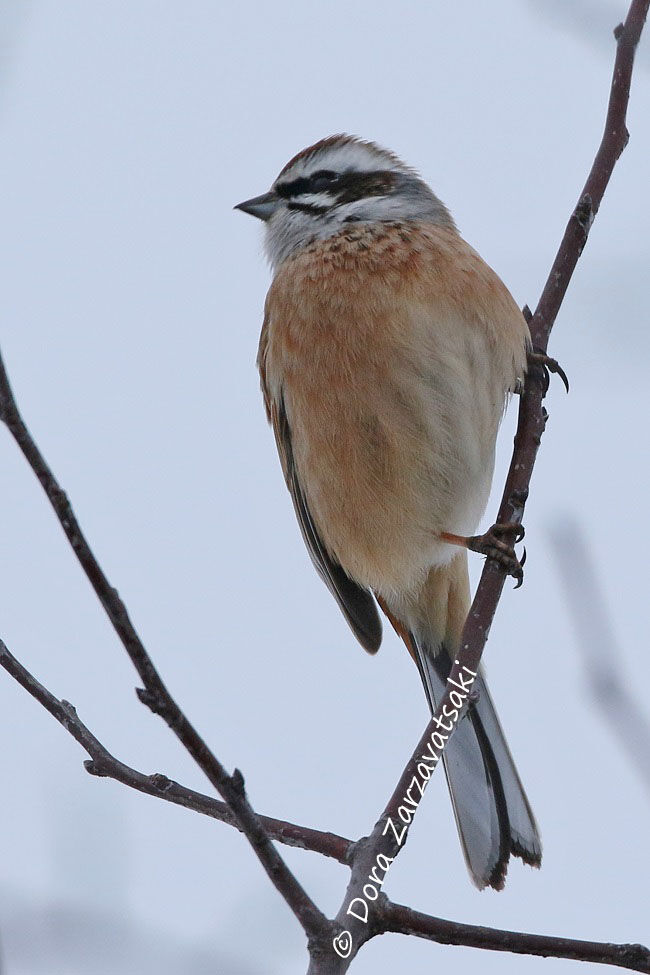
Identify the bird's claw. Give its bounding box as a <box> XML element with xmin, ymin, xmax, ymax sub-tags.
<box><xmin>527</xmin><ymin>348</ymin><xmax>570</xmax><ymax>395</ymax></box>
<box><xmin>466</xmin><ymin>522</ymin><xmax>526</xmax><ymax>587</ymax></box>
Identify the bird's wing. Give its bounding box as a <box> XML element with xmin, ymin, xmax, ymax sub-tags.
<box><xmin>258</xmin><ymin>321</ymin><xmax>382</xmax><ymax>654</ymax></box>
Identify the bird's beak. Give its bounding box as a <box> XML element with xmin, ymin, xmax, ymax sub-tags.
<box><xmin>234</xmin><ymin>191</ymin><xmax>280</xmax><ymax>222</ymax></box>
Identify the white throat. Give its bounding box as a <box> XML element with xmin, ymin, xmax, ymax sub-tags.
<box><xmin>264</xmin><ymin>179</ymin><xmax>455</xmax><ymax>269</ymax></box>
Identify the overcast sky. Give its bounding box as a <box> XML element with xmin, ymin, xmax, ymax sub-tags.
<box><xmin>1</xmin><ymin>2</ymin><xmax>649</xmax><ymax>974</ymax></box>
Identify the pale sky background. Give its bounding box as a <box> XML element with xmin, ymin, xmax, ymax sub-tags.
<box><xmin>0</xmin><ymin>2</ymin><xmax>649</xmax><ymax>974</ymax></box>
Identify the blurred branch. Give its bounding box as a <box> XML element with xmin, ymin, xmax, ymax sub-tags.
<box><xmin>0</xmin><ymin>2</ymin><xmax>33</xmax><ymax>113</ymax></box>
<box><xmin>549</xmin><ymin>518</ymin><xmax>650</xmax><ymax>791</ymax></box>
<box><xmin>528</xmin><ymin>0</ymin><xmax>650</xmax><ymax>67</ymax></box>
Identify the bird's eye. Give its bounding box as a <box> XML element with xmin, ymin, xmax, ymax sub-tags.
<box><xmin>310</xmin><ymin>170</ymin><xmax>338</xmax><ymax>191</ymax></box>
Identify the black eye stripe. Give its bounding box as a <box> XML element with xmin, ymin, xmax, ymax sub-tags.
<box><xmin>275</xmin><ymin>169</ymin><xmax>396</xmax><ymax>203</ymax></box>
<box><xmin>276</xmin><ymin>176</ymin><xmax>312</xmax><ymax>198</ymax></box>
<box><xmin>276</xmin><ymin>171</ymin><xmax>339</xmax><ymax>198</ymax></box>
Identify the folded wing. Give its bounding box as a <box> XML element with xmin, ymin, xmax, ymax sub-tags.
<box><xmin>270</xmin><ymin>393</ymin><xmax>382</xmax><ymax>653</ymax></box>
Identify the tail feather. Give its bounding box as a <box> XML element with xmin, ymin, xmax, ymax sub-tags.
<box><xmin>418</xmin><ymin>641</ymin><xmax>541</xmax><ymax>889</ymax></box>
<box><xmin>388</xmin><ymin>552</ymin><xmax>541</xmax><ymax>890</ymax></box>
<box><xmin>470</xmin><ymin>671</ymin><xmax>542</xmax><ymax>868</ymax></box>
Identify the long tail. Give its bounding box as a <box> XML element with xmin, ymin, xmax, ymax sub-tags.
<box><xmin>383</xmin><ymin>552</ymin><xmax>541</xmax><ymax>890</ymax></box>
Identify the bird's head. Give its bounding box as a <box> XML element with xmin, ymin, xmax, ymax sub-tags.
<box><xmin>235</xmin><ymin>134</ymin><xmax>455</xmax><ymax>268</ymax></box>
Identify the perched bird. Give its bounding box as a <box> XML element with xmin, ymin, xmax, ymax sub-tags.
<box><xmin>236</xmin><ymin>135</ymin><xmax>541</xmax><ymax>890</ymax></box>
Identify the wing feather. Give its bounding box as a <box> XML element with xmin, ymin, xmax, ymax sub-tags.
<box><xmin>258</xmin><ymin>319</ymin><xmax>382</xmax><ymax>653</ymax></box>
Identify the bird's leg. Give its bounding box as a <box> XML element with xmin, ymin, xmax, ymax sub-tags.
<box><xmin>441</xmin><ymin>524</ymin><xmax>526</xmax><ymax>588</ymax></box>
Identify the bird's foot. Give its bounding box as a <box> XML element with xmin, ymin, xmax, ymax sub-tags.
<box><xmin>442</xmin><ymin>523</ymin><xmax>526</xmax><ymax>588</ymax></box>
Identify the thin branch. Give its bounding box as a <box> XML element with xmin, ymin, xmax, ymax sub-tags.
<box><xmin>321</xmin><ymin>2</ymin><xmax>650</xmax><ymax>969</ymax></box>
<box><xmin>0</xmin><ymin>356</ymin><xmax>329</xmax><ymax>944</ymax></box>
<box><xmin>549</xmin><ymin>518</ymin><xmax>650</xmax><ymax>792</ymax></box>
<box><xmin>0</xmin><ymin>638</ymin><xmax>352</xmax><ymax>863</ymax></box>
<box><xmin>5</xmin><ymin>625</ymin><xmax>647</xmax><ymax>975</ymax></box>
<box><xmin>380</xmin><ymin>901</ymin><xmax>650</xmax><ymax>973</ymax></box>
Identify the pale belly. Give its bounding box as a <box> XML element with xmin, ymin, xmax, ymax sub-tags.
<box><xmin>283</xmin><ymin>335</ymin><xmax>502</xmax><ymax>599</ymax></box>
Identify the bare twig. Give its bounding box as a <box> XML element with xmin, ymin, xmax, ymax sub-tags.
<box><xmin>3</xmin><ymin>640</ymin><xmax>647</xmax><ymax>975</ymax></box>
<box><xmin>0</xmin><ymin>638</ymin><xmax>352</xmax><ymax>863</ymax></box>
<box><xmin>549</xmin><ymin>518</ymin><xmax>650</xmax><ymax>791</ymax></box>
<box><xmin>5</xmin><ymin>632</ymin><xmax>649</xmax><ymax>975</ymax></box>
<box><xmin>0</xmin><ymin>354</ymin><xmax>329</xmax><ymax>944</ymax></box>
<box><xmin>380</xmin><ymin>901</ymin><xmax>650</xmax><ymax>973</ymax></box>
<box><xmin>0</xmin><ymin>640</ymin><xmax>650</xmax><ymax>972</ymax></box>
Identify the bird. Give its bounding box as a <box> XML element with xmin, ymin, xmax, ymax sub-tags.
<box><xmin>236</xmin><ymin>134</ymin><xmax>541</xmax><ymax>890</ymax></box>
